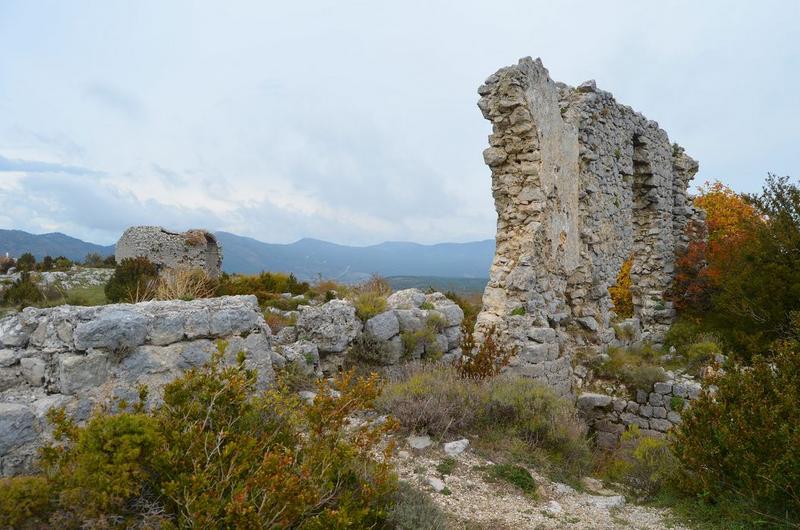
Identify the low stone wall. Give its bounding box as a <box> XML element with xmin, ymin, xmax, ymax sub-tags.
<box><xmin>0</xmin><ymin>267</ymin><xmax>113</xmax><ymax>296</ymax></box>
<box><xmin>0</xmin><ymin>295</ymin><xmax>273</xmax><ymax>476</ymax></box>
<box><xmin>577</xmin><ymin>378</ymin><xmax>702</xmax><ymax>449</ymax></box>
<box><xmin>272</xmin><ymin>289</ymin><xmax>464</xmax><ymax>375</ymax></box>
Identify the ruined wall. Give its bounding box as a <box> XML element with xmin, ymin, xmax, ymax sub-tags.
<box><xmin>476</xmin><ymin>58</ymin><xmax>704</xmax><ymax>396</ymax></box>
<box><xmin>0</xmin><ymin>296</ymin><xmax>272</xmax><ymax>476</ymax></box>
<box><xmin>115</xmin><ymin>226</ymin><xmax>223</xmax><ymax>278</ymax></box>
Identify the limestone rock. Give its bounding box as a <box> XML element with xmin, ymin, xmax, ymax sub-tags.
<box><xmin>364</xmin><ymin>310</ymin><xmax>400</xmax><ymax>341</ymax></box>
<box><xmin>296</xmin><ymin>300</ymin><xmax>362</xmax><ymax>353</ymax></box>
<box><xmin>443</xmin><ymin>438</ymin><xmax>470</xmax><ymax>456</ymax></box>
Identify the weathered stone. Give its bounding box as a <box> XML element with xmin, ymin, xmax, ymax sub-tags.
<box><xmin>408</xmin><ymin>435</ymin><xmax>433</xmax><ymax>450</ymax></box>
<box><xmin>653</xmin><ymin>382</ymin><xmax>672</xmax><ymax>395</ymax></box>
<box><xmin>58</xmin><ymin>352</ymin><xmax>109</xmax><ymax>395</ymax></box>
<box><xmin>387</xmin><ymin>289</ymin><xmax>426</xmax><ymax>309</ymax></box>
<box><xmin>364</xmin><ymin>311</ymin><xmax>400</xmax><ymax>341</ymax></box>
<box><xmin>443</xmin><ymin>438</ymin><xmax>470</xmax><ymax>456</ymax></box>
<box><xmin>475</xmin><ymin>57</ymin><xmax>705</xmax><ymax>397</ymax></box>
<box><xmin>296</xmin><ymin>300</ymin><xmax>362</xmax><ymax>353</ymax></box>
<box><xmin>577</xmin><ymin>393</ymin><xmax>612</xmax><ymax>410</ymax></box>
<box><xmin>74</xmin><ymin>309</ymin><xmax>148</xmax><ymax>352</ymax></box>
<box><xmin>649</xmin><ymin>418</ymin><xmax>672</xmax><ymax>432</ymax></box>
<box><xmin>0</xmin><ymin>403</ymin><xmax>36</xmax><ymax>455</ymax></box>
<box><xmin>20</xmin><ymin>358</ymin><xmax>45</xmax><ymax>387</ymax></box>
<box><xmin>116</xmin><ymin>226</ymin><xmax>223</xmax><ymax>278</ymax></box>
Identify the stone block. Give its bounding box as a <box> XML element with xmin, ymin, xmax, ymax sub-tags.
<box><xmin>365</xmin><ymin>311</ymin><xmax>400</xmax><ymax>341</ymax></box>
<box><xmin>58</xmin><ymin>352</ymin><xmax>109</xmax><ymax>395</ymax></box>
<box><xmin>0</xmin><ymin>403</ymin><xmax>37</xmax><ymax>455</ymax></box>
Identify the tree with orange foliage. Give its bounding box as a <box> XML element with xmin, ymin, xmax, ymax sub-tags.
<box><xmin>671</xmin><ymin>181</ymin><xmax>761</xmax><ymax>313</ymax></box>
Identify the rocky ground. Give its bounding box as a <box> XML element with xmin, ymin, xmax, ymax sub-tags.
<box><xmin>395</xmin><ymin>435</ymin><xmax>685</xmax><ymax>530</ymax></box>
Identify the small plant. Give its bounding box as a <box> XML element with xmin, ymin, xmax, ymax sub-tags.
<box><xmin>595</xmin><ymin>344</ymin><xmax>667</xmax><ymax>392</ymax></box>
<box><xmin>600</xmin><ymin>425</ymin><xmax>676</xmax><ymax>498</ymax></box>
<box><xmin>486</xmin><ymin>464</ymin><xmax>537</xmax><ymax>495</ymax></box>
<box><xmin>104</xmin><ymin>256</ymin><xmax>159</xmax><ymax>303</ymax></box>
<box><xmin>669</xmin><ymin>396</ymin><xmax>685</xmax><ymax>411</ymax></box>
<box><xmin>386</xmin><ymin>481</ymin><xmax>448</xmax><ymax>530</ymax></box>
<box><xmin>264</xmin><ymin>311</ymin><xmax>296</xmax><ymax>333</ymax></box>
<box><xmin>351</xmin><ymin>275</ymin><xmax>392</xmax><ymax>321</ymax></box>
<box><xmin>420</xmin><ymin>301</ymin><xmax>435</xmax><ymax>310</ymax></box>
<box><xmin>2</xmin><ymin>271</ymin><xmax>42</xmax><ymax>307</ymax></box>
<box><xmin>348</xmin><ymin>332</ymin><xmax>392</xmax><ymax>365</ymax></box>
<box><xmin>614</xmin><ymin>148</ymin><xmax>621</xmax><ymax>159</ymax></box>
<box><xmin>436</xmin><ymin>457</ymin><xmax>457</xmax><ymax>476</ymax></box>
<box><xmin>510</xmin><ymin>306</ymin><xmax>526</xmax><ymax>316</ymax></box>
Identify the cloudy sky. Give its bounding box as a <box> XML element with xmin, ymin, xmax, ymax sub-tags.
<box><xmin>0</xmin><ymin>1</ymin><xmax>797</xmax><ymax>246</ymax></box>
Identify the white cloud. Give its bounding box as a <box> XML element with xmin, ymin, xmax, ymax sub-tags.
<box><xmin>0</xmin><ymin>0</ymin><xmax>797</xmax><ymax>246</ymax></box>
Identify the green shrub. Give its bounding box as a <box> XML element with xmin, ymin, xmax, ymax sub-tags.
<box><xmin>486</xmin><ymin>464</ymin><xmax>537</xmax><ymax>495</ymax></box>
<box><xmin>436</xmin><ymin>457</ymin><xmax>457</xmax><ymax>476</ymax></box>
<box><xmin>354</xmin><ymin>290</ymin><xmax>388</xmax><ymax>321</ymax></box>
<box><xmin>1</xmin><ymin>342</ymin><xmax>398</xmax><ymax>528</ymax></box>
<box><xmin>378</xmin><ymin>365</ymin><xmax>591</xmax><ymax>482</ymax></box>
<box><xmin>104</xmin><ymin>257</ymin><xmax>159</xmax><ymax>303</ymax></box>
<box><xmin>2</xmin><ymin>272</ymin><xmax>42</xmax><ymax>307</ymax></box>
<box><xmin>595</xmin><ymin>344</ymin><xmax>666</xmax><ymax>392</ymax></box>
<box><xmin>671</xmin><ymin>338</ymin><xmax>800</xmax><ymax>524</ymax></box>
<box><xmin>510</xmin><ymin>306</ymin><xmax>526</xmax><ymax>316</ymax></box>
<box><xmin>216</xmin><ymin>271</ymin><xmax>310</xmax><ymax>305</ymax></box>
<box><xmin>601</xmin><ymin>426</ymin><xmax>675</xmax><ymax>498</ymax></box>
<box><xmin>348</xmin><ymin>332</ymin><xmax>393</xmax><ymax>365</ymax></box>
<box><xmin>351</xmin><ymin>275</ymin><xmax>391</xmax><ymax>321</ymax></box>
<box><xmin>0</xmin><ymin>476</ymin><xmax>53</xmax><ymax>528</ymax></box>
<box><xmin>16</xmin><ymin>252</ymin><xmax>36</xmax><ymax>272</ymax></box>
<box><xmin>377</xmin><ymin>365</ymin><xmax>478</xmax><ymax>436</ymax></box>
<box><xmin>386</xmin><ymin>481</ymin><xmax>448</xmax><ymax>530</ymax></box>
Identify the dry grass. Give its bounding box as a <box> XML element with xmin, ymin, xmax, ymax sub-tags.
<box><xmin>155</xmin><ymin>267</ymin><xmax>216</xmax><ymax>301</ymax></box>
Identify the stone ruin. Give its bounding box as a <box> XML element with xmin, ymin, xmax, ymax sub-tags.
<box><xmin>475</xmin><ymin>57</ymin><xmax>706</xmax><ymax>397</ymax></box>
<box><xmin>115</xmin><ymin>226</ymin><xmax>223</xmax><ymax>278</ymax></box>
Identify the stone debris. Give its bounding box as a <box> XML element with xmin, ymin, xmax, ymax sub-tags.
<box><xmin>427</xmin><ymin>476</ymin><xmax>446</xmax><ymax>492</ymax></box>
<box><xmin>475</xmin><ymin>57</ymin><xmax>706</xmax><ymax>397</ymax></box>
<box><xmin>443</xmin><ymin>438</ymin><xmax>470</xmax><ymax>456</ymax></box>
<box><xmin>407</xmin><ymin>434</ymin><xmax>433</xmax><ymax>450</ymax></box>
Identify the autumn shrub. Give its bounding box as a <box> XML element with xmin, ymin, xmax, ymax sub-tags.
<box><xmin>104</xmin><ymin>256</ymin><xmax>159</xmax><ymax>303</ymax></box>
<box><xmin>456</xmin><ymin>325</ymin><xmax>514</xmax><ymax>380</ymax></box>
<box><xmin>264</xmin><ymin>311</ymin><xmax>296</xmax><ymax>332</ymax></box>
<box><xmin>609</xmin><ymin>255</ymin><xmax>634</xmax><ymax>318</ymax></box>
<box><xmin>671</xmin><ymin>338</ymin><xmax>800</xmax><ymax>524</ymax></box>
<box><xmin>0</xmin><ymin>342</ymin><xmax>398</xmax><ymax>528</ymax></box>
<box><xmin>154</xmin><ymin>267</ymin><xmax>216</xmax><ymax>301</ymax></box>
<box><xmin>2</xmin><ymin>271</ymin><xmax>42</xmax><ymax>307</ymax></box>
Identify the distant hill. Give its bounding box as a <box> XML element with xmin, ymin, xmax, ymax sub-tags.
<box><xmin>0</xmin><ymin>229</ymin><xmax>114</xmax><ymax>262</ymax></box>
<box><xmin>0</xmin><ymin>229</ymin><xmax>494</xmax><ymax>283</ymax></box>
<box><xmin>214</xmin><ymin>232</ymin><xmax>494</xmax><ymax>282</ymax></box>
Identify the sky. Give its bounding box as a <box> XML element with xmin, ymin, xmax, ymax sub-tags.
<box><xmin>0</xmin><ymin>1</ymin><xmax>797</xmax><ymax>246</ymax></box>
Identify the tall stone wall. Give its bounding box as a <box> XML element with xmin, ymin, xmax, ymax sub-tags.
<box><xmin>115</xmin><ymin>226</ymin><xmax>223</xmax><ymax>278</ymax></box>
<box><xmin>476</xmin><ymin>58</ymin><xmax>705</xmax><ymax>396</ymax></box>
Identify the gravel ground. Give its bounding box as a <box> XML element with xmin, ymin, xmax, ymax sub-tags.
<box><xmin>395</xmin><ymin>439</ymin><xmax>687</xmax><ymax>530</ymax></box>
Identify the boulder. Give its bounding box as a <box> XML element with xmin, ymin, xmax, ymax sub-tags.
<box><xmin>364</xmin><ymin>311</ymin><xmax>400</xmax><ymax>341</ymax></box>
<box><xmin>296</xmin><ymin>300</ymin><xmax>362</xmax><ymax>353</ymax></box>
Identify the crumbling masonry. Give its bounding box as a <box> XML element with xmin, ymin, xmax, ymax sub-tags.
<box><xmin>475</xmin><ymin>58</ymin><xmax>705</xmax><ymax>396</ymax></box>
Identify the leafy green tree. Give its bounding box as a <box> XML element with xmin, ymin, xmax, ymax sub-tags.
<box><xmin>104</xmin><ymin>257</ymin><xmax>159</xmax><ymax>303</ymax></box>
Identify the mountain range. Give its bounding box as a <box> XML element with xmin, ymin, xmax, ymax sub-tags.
<box><xmin>0</xmin><ymin>229</ymin><xmax>494</xmax><ymax>283</ymax></box>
